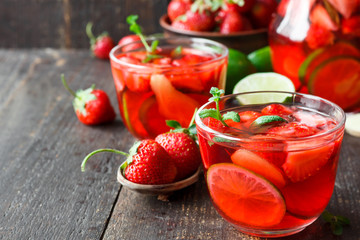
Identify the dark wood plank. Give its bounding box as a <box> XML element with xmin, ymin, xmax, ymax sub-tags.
<box><xmin>1</xmin><ymin>49</ymin><xmax>359</xmax><ymax>240</ymax></box>
<box><xmin>104</xmin><ymin>133</ymin><xmax>360</xmax><ymax>240</ymax></box>
<box><xmin>0</xmin><ymin>49</ymin><xmax>136</xmax><ymax>239</ymax></box>
<box><xmin>0</xmin><ymin>0</ymin><xmax>168</xmax><ymax>48</ymax></box>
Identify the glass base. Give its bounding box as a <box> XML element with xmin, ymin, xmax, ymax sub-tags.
<box><xmin>232</xmin><ymin>218</ymin><xmax>317</xmax><ymax>238</ymax></box>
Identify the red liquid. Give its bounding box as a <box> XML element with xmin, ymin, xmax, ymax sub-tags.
<box><xmin>269</xmin><ymin>0</ymin><xmax>360</xmax><ymax>111</ymax></box>
<box><xmin>197</xmin><ymin>103</ymin><xmax>344</xmax><ymax>237</ymax></box>
<box><xmin>110</xmin><ymin>46</ymin><xmax>227</xmax><ymax>139</ymax></box>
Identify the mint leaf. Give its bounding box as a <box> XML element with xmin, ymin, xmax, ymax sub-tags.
<box><xmin>223</xmin><ymin>111</ymin><xmax>240</xmax><ymax>122</ymax></box>
<box><xmin>321</xmin><ymin>210</ymin><xmax>350</xmax><ymax>236</ymax></box>
<box><xmin>251</xmin><ymin>115</ymin><xmax>287</xmax><ymax>127</ymax></box>
<box><xmin>199</xmin><ymin>108</ymin><xmax>219</xmax><ymax>120</ymax></box>
<box><xmin>142</xmin><ymin>54</ymin><xmax>163</xmax><ymax>63</ymax></box>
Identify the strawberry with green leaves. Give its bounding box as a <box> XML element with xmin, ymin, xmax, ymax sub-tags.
<box><xmin>124</xmin><ymin>140</ymin><xmax>177</xmax><ymax>184</ymax></box>
<box><xmin>155</xmin><ymin>120</ymin><xmax>201</xmax><ymax>181</ymax></box>
<box><xmin>86</xmin><ymin>22</ymin><xmax>115</xmax><ymax>60</ymax></box>
<box><xmin>62</xmin><ymin>74</ymin><xmax>116</xmax><ymax>125</ymax></box>
<box><xmin>81</xmin><ymin>139</ymin><xmax>177</xmax><ymax>185</ymax></box>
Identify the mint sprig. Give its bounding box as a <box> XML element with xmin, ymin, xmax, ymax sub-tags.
<box><xmin>322</xmin><ymin>210</ymin><xmax>350</xmax><ymax>236</ymax></box>
<box><xmin>126</xmin><ymin>15</ymin><xmax>162</xmax><ymax>63</ymax></box>
<box><xmin>199</xmin><ymin>87</ymin><xmax>240</xmax><ymax>126</ymax></box>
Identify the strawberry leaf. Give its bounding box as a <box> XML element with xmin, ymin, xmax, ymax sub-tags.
<box><xmin>166</xmin><ymin>120</ymin><xmax>182</xmax><ymax>129</ymax></box>
<box><xmin>188</xmin><ymin>124</ymin><xmax>197</xmax><ymax>136</ymax></box>
<box><xmin>73</xmin><ymin>85</ymin><xmax>97</xmax><ymax>116</ymax></box>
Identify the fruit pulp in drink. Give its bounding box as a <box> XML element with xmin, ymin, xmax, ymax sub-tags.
<box><xmin>196</xmin><ymin>103</ymin><xmax>344</xmax><ymax>236</ymax></box>
<box><xmin>110</xmin><ymin>46</ymin><xmax>227</xmax><ymax>139</ymax></box>
<box><xmin>269</xmin><ymin>0</ymin><xmax>360</xmax><ymax>111</ymax></box>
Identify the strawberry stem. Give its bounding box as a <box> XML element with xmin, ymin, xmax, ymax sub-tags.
<box><xmin>86</xmin><ymin>22</ymin><xmax>96</xmax><ymax>45</ymax></box>
<box><xmin>61</xmin><ymin>74</ymin><xmax>76</xmax><ymax>98</ymax></box>
<box><xmin>81</xmin><ymin>148</ymin><xmax>130</xmax><ymax>172</ymax></box>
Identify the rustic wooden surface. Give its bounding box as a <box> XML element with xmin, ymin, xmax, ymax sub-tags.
<box><xmin>0</xmin><ymin>0</ymin><xmax>168</xmax><ymax>49</ymax></box>
<box><xmin>0</xmin><ymin>49</ymin><xmax>359</xmax><ymax>240</ymax></box>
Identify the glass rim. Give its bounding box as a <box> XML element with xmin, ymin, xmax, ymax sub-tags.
<box><xmin>109</xmin><ymin>36</ymin><xmax>229</xmax><ymax>70</ymax></box>
<box><xmin>195</xmin><ymin>90</ymin><xmax>346</xmax><ymax>144</ymax></box>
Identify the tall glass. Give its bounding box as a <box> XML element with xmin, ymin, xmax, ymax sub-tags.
<box><xmin>269</xmin><ymin>0</ymin><xmax>360</xmax><ymax>112</ymax></box>
<box><xmin>195</xmin><ymin>91</ymin><xmax>345</xmax><ymax>237</ymax></box>
<box><xmin>110</xmin><ymin>37</ymin><xmax>228</xmax><ymax>139</ymax></box>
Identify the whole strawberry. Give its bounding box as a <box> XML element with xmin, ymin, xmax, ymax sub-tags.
<box><xmin>155</xmin><ymin>131</ymin><xmax>201</xmax><ymax>181</ymax></box>
<box><xmin>81</xmin><ymin>139</ymin><xmax>177</xmax><ymax>185</ymax></box>
<box><xmin>61</xmin><ymin>74</ymin><xmax>116</xmax><ymax>125</ymax></box>
<box><xmin>86</xmin><ymin>22</ymin><xmax>115</xmax><ymax>59</ymax></box>
<box><xmin>168</xmin><ymin>0</ymin><xmax>191</xmax><ymax>22</ymax></box>
<box><xmin>125</xmin><ymin>140</ymin><xmax>177</xmax><ymax>184</ymax></box>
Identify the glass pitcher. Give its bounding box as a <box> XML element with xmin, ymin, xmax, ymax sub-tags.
<box><xmin>269</xmin><ymin>0</ymin><xmax>360</xmax><ymax>112</ymax></box>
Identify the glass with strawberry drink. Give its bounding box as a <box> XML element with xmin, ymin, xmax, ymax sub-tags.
<box><xmin>195</xmin><ymin>88</ymin><xmax>345</xmax><ymax>237</ymax></box>
<box><xmin>110</xmin><ymin>15</ymin><xmax>228</xmax><ymax>139</ymax></box>
<box><xmin>269</xmin><ymin>0</ymin><xmax>360</xmax><ymax>112</ymax></box>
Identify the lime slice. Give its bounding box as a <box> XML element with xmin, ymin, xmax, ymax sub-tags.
<box><xmin>233</xmin><ymin>72</ymin><xmax>295</xmax><ymax>104</ymax></box>
<box><xmin>207</xmin><ymin>163</ymin><xmax>286</xmax><ymax>227</ymax></box>
<box><xmin>247</xmin><ymin>46</ymin><xmax>273</xmax><ymax>72</ymax></box>
<box><xmin>308</xmin><ymin>56</ymin><xmax>360</xmax><ymax>110</ymax></box>
<box><xmin>345</xmin><ymin>113</ymin><xmax>360</xmax><ymax>137</ymax></box>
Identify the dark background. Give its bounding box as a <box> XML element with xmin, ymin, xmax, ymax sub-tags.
<box><xmin>0</xmin><ymin>0</ymin><xmax>169</xmax><ymax>49</ymax></box>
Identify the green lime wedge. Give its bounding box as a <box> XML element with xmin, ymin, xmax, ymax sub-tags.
<box><xmin>248</xmin><ymin>46</ymin><xmax>273</xmax><ymax>72</ymax></box>
<box><xmin>226</xmin><ymin>48</ymin><xmax>256</xmax><ymax>94</ymax></box>
<box><xmin>233</xmin><ymin>72</ymin><xmax>295</xmax><ymax>104</ymax></box>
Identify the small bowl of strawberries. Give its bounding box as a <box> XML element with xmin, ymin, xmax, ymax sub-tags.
<box><xmin>160</xmin><ymin>0</ymin><xmax>278</xmax><ymax>54</ymax></box>
<box><xmin>81</xmin><ymin>122</ymin><xmax>202</xmax><ymax>196</ymax></box>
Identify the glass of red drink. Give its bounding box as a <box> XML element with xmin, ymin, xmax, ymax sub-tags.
<box><xmin>195</xmin><ymin>91</ymin><xmax>345</xmax><ymax>237</ymax></box>
<box><xmin>109</xmin><ymin>37</ymin><xmax>228</xmax><ymax>139</ymax></box>
<box><xmin>269</xmin><ymin>0</ymin><xmax>360</xmax><ymax>112</ymax></box>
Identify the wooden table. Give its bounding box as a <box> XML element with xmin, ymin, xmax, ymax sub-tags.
<box><xmin>0</xmin><ymin>49</ymin><xmax>359</xmax><ymax>240</ymax></box>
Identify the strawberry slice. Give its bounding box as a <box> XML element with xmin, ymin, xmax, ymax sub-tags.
<box><xmin>327</xmin><ymin>0</ymin><xmax>360</xmax><ymax>19</ymax></box>
<box><xmin>150</xmin><ymin>74</ymin><xmax>200</xmax><ymax>127</ymax></box>
<box><xmin>267</xmin><ymin>122</ymin><xmax>318</xmax><ymax>138</ymax></box>
<box><xmin>138</xmin><ymin>95</ymin><xmax>170</xmax><ymax>138</ymax></box>
<box><xmin>310</xmin><ymin>4</ymin><xmax>339</xmax><ymax>31</ymax></box>
<box><xmin>281</xmin><ymin>161</ymin><xmax>336</xmax><ymax>217</ymax></box>
<box><xmin>261</xmin><ymin>103</ymin><xmax>293</xmax><ymax>116</ymax></box>
<box><xmin>305</xmin><ymin>23</ymin><xmax>335</xmax><ymax>49</ymax></box>
<box><xmin>202</xmin><ymin>117</ymin><xmax>229</xmax><ymax>133</ymax></box>
<box><xmin>125</xmin><ymin>73</ymin><xmax>151</xmax><ymax>93</ymax></box>
<box><xmin>231</xmin><ymin>149</ymin><xmax>286</xmax><ymax>188</ymax></box>
<box><xmin>282</xmin><ymin>143</ymin><xmax>335</xmax><ymax>182</ymax></box>
<box><xmin>238</xmin><ymin>110</ymin><xmax>263</xmax><ymax>128</ymax></box>
<box><xmin>342</xmin><ymin>15</ymin><xmax>360</xmax><ymax>37</ymax></box>
<box><xmin>239</xmin><ymin>110</ymin><xmax>262</xmax><ymax>122</ymax></box>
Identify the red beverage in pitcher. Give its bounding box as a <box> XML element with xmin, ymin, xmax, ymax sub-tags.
<box><xmin>195</xmin><ymin>91</ymin><xmax>345</xmax><ymax>238</ymax></box>
<box><xmin>269</xmin><ymin>0</ymin><xmax>360</xmax><ymax>111</ymax></box>
<box><xmin>110</xmin><ymin>37</ymin><xmax>228</xmax><ymax>139</ymax></box>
